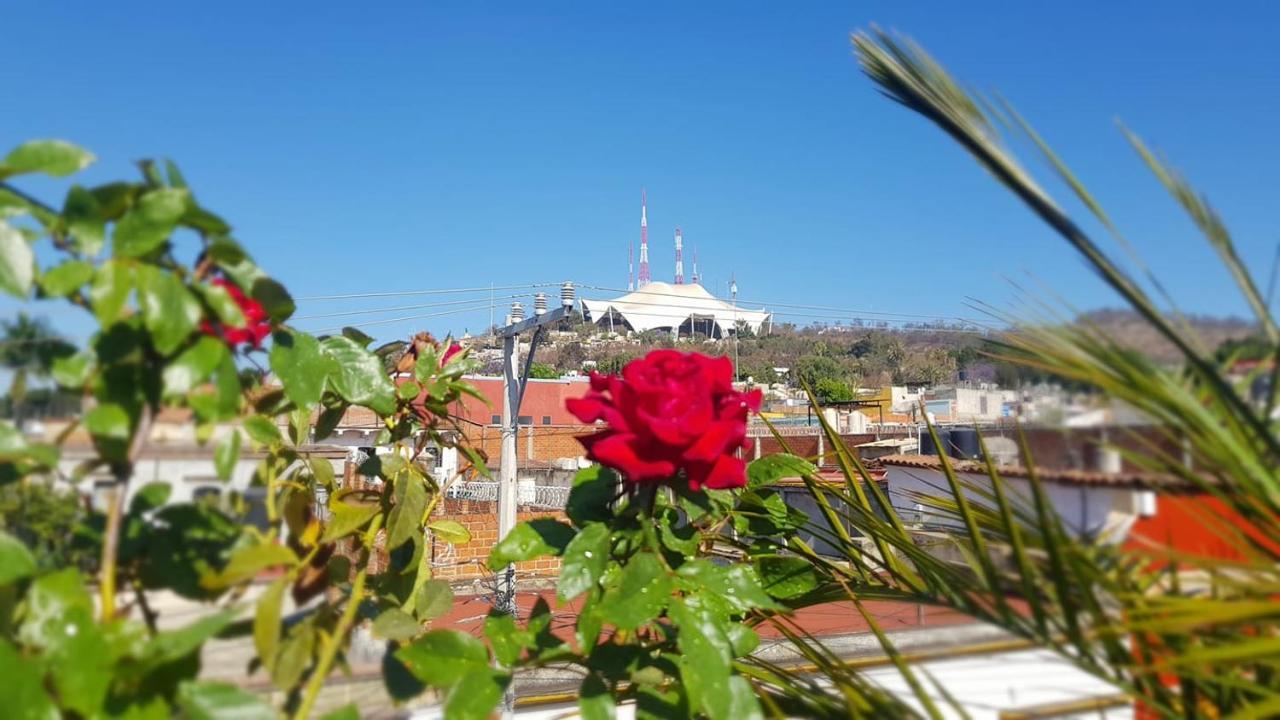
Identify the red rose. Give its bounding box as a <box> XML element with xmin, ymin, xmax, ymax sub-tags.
<box><xmin>201</xmin><ymin>278</ymin><xmax>272</xmax><ymax>349</ymax></box>
<box><xmin>566</xmin><ymin>350</ymin><xmax>761</xmax><ymax>491</ymax></box>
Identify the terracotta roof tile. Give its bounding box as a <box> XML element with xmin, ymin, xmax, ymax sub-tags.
<box><xmin>877</xmin><ymin>454</ymin><xmax>1203</xmax><ymax>492</ymax></box>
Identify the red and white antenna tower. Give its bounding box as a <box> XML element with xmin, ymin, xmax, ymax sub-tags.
<box><xmin>674</xmin><ymin>227</ymin><xmax>684</xmax><ymax>284</ymax></box>
<box><xmin>691</xmin><ymin>247</ymin><xmax>699</xmax><ymax>285</ymax></box>
<box><xmin>628</xmin><ymin>241</ymin><xmax>634</xmax><ymax>291</ymax></box>
<box><xmin>638</xmin><ymin>189</ymin><xmax>651</xmax><ymax>287</ymax></box>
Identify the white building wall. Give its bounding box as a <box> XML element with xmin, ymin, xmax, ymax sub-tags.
<box><xmin>885</xmin><ymin>466</ymin><xmax>1142</xmax><ymax>543</ymax></box>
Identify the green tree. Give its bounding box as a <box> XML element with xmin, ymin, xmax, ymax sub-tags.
<box><xmin>527</xmin><ymin>361</ymin><xmax>559</xmax><ymax>379</ymax></box>
<box><xmin>812</xmin><ymin>376</ymin><xmax>855</xmax><ymax>403</ymax></box>
<box><xmin>0</xmin><ymin>313</ymin><xmax>73</xmax><ymax>426</ymax></box>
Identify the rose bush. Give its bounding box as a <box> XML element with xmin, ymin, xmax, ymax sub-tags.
<box><xmin>0</xmin><ymin>140</ymin><xmax>484</xmax><ymax>719</ymax></box>
<box><xmin>567</xmin><ymin>350</ymin><xmax>761</xmax><ymax>490</ymax></box>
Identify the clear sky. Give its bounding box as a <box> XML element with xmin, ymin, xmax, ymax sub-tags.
<box><xmin>5</xmin><ymin>1</ymin><xmax>1280</xmax><ymax>345</ymax></box>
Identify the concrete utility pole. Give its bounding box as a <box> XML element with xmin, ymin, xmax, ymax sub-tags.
<box><xmin>496</xmin><ymin>283</ymin><xmax>575</xmax><ymax>610</ymax></box>
<box><xmin>494</xmin><ymin>284</ymin><xmax>573</xmax><ymax>719</ymax></box>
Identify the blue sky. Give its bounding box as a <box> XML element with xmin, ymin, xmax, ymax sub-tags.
<box><xmin>5</xmin><ymin>2</ymin><xmax>1280</xmax><ymax>345</ymax></box>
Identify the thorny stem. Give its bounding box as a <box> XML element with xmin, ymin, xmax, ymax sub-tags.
<box><xmin>293</xmin><ymin>513</ymin><xmax>384</xmax><ymax>720</ymax></box>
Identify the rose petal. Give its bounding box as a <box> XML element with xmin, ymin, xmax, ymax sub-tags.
<box><xmin>700</xmin><ymin>454</ymin><xmax>747</xmax><ymax>490</ymax></box>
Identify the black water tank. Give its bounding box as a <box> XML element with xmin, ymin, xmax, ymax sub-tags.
<box><xmin>920</xmin><ymin>429</ymin><xmax>950</xmax><ymax>456</ymax></box>
<box><xmin>949</xmin><ymin>428</ymin><xmax>981</xmax><ymax>460</ymax></box>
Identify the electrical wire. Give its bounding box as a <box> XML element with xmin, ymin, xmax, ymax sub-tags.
<box><xmin>302</xmin><ymin>300</ymin><xmax>498</xmax><ymax>335</ymax></box>
<box><xmin>294</xmin><ymin>283</ymin><xmax>562</xmax><ymax>302</ymax></box>
<box><xmin>292</xmin><ymin>293</ymin><xmax>528</xmax><ymax>321</ymax></box>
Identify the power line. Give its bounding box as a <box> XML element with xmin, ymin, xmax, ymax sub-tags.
<box><xmin>302</xmin><ymin>300</ymin><xmax>498</xmax><ymax>335</ymax></box>
<box><xmin>294</xmin><ymin>283</ymin><xmax>561</xmax><ymax>302</ymax></box>
<box><xmin>292</xmin><ymin>293</ymin><xmax>527</xmax><ymax>321</ymax></box>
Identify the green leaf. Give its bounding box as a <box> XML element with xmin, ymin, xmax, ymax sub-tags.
<box><xmin>600</xmin><ymin>552</ymin><xmax>670</xmax><ymax>631</ymax></box>
<box><xmin>269</xmin><ymin>329</ymin><xmax>329</xmax><ymax>410</ymax></box>
<box><xmin>657</xmin><ymin>509</ymin><xmax>699</xmax><ymax>555</ymax></box>
<box><xmin>0</xmin><ymin>139</ymin><xmax>94</xmax><ymax>178</ymax></box>
<box><xmin>676</xmin><ymin>560</ymin><xmax>777</xmax><ymax>612</ymax></box>
<box><xmin>373</xmin><ymin>608</ymin><xmax>423</xmax><ymax>641</ymax></box>
<box><xmin>747</xmin><ymin>453</ymin><xmax>815</xmax><ymax>489</ymax></box>
<box><xmin>51</xmin><ymin>350</ymin><xmax>94</xmax><ymax>389</ymax></box>
<box><xmin>397</xmin><ymin>379</ymin><xmax>422</xmax><ymax>401</ymax></box>
<box><xmin>175</xmin><ymin>681</ymin><xmax>275</xmax><ymax>720</ymax></box>
<box><xmin>567</xmin><ymin>465</ymin><xmax>618</xmax><ymax>526</ymax></box>
<box><xmin>395</xmin><ymin>629</ymin><xmax>490</xmax><ymax>687</ymax></box>
<box><xmin>242</xmin><ymin>415</ymin><xmax>282</xmax><ymax>447</ymax></box>
<box><xmin>164</xmin><ymin>158</ymin><xmax>188</xmax><ymax>188</ymax></box>
<box><xmin>321</xmin><ymin>500</ymin><xmax>379</xmax><ymax>543</ymax></box>
<box><xmin>38</xmin><ymin>259</ymin><xmax>93</xmax><ymax>297</ymax></box>
<box><xmin>146</xmin><ymin>611</ymin><xmax>235</xmax><ymax>665</ymax></box>
<box><xmin>445</xmin><ymin>668</ymin><xmax>510</xmax><ymax>720</ymax></box>
<box><xmin>579</xmin><ymin>673</ymin><xmax>616</xmax><ymax>720</ymax></box>
<box><xmin>558</xmin><ymin>522</ymin><xmax>610</xmax><ymax>602</ymax></box>
<box><xmin>0</xmin><ymin>531</ymin><xmax>37</xmax><ymax>585</ymax></box>
<box><xmin>84</xmin><ymin>402</ymin><xmax>132</xmax><ymax>462</ymax></box>
<box><xmin>0</xmin><ymin>221</ymin><xmax>34</xmax><ymax>297</ymax></box>
<box><xmin>113</xmin><ymin>187</ymin><xmax>190</xmax><ymax>257</ymax></box>
<box><xmin>488</xmin><ymin>518</ymin><xmax>575</xmax><ymax>569</ymax></box>
<box><xmin>62</xmin><ymin>185</ymin><xmax>106</xmax><ymax>256</ymax></box>
<box><xmin>319</xmin><ymin>705</ymin><xmax>359</xmax><ymax>720</ymax></box>
<box><xmin>61</xmin><ymin>184</ymin><xmax>106</xmax><ymax>254</ymax></box>
<box><xmin>251</xmin><ymin>277</ymin><xmax>294</xmax><ymax>322</ymax></box>
<box><xmin>163</xmin><ymin>335</ymin><xmax>229</xmax><ymax>399</ymax></box>
<box><xmin>427</xmin><ymin>519</ymin><xmax>471</xmax><ymax>545</ymax></box>
<box><xmin>89</xmin><ymin>260</ymin><xmax>134</xmax><ymax>325</ymax></box>
<box><xmin>254</xmin><ymin>578</ymin><xmax>286</xmax><ymax>673</ymax></box>
<box><xmin>671</xmin><ymin>598</ymin><xmax>739</xmax><ymax>720</ymax></box>
<box><xmin>309</xmin><ymin>457</ymin><xmax>336</xmax><ymax>489</ymax></box>
<box><xmin>0</xmin><ymin>639</ymin><xmax>59</xmax><ymax>719</ymax></box>
<box><xmin>205</xmin><ymin>542</ymin><xmax>298</xmax><ymax>588</ymax></box>
<box><xmin>416</xmin><ymin>579</ymin><xmax>454</xmax><ymax>621</ymax></box>
<box><xmin>129</xmin><ymin>481</ymin><xmax>172</xmax><ymax>514</ymax></box>
<box><xmin>754</xmin><ymin>555</ymin><xmax>819</xmax><ymax>600</ymax></box>
<box><xmin>137</xmin><ymin>265</ymin><xmax>201</xmax><ymax>354</ymax></box>
<box><xmin>483</xmin><ymin>612</ymin><xmax>528</xmax><ymax>666</ymax></box>
<box><xmin>320</xmin><ymin>336</ymin><xmax>397</xmax><ymax>415</ymax></box>
<box><xmin>387</xmin><ymin>473</ymin><xmax>428</xmax><ymax>551</ymax></box>
<box><xmin>193</xmin><ymin>281</ymin><xmax>245</xmax><ymax>327</ymax></box>
<box><xmin>17</xmin><ymin>567</ymin><xmax>93</xmax><ymax>649</ymax></box>
<box><xmin>214</xmin><ymin>430</ymin><xmax>240</xmax><ymax>481</ymax></box>
<box><xmin>268</xmin><ymin>633</ymin><xmax>322</xmax><ymax>692</ymax></box>
<box><xmin>272</xmin><ymin>621</ymin><xmax>316</xmax><ymax>691</ymax></box>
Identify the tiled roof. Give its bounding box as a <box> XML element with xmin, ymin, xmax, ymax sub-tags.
<box><xmin>877</xmin><ymin>454</ymin><xmax>1203</xmax><ymax>492</ymax></box>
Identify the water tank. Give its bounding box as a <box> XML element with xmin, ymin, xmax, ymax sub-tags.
<box><xmin>949</xmin><ymin>428</ymin><xmax>981</xmax><ymax>460</ymax></box>
<box><xmin>920</xmin><ymin>429</ymin><xmax>950</xmax><ymax>456</ymax></box>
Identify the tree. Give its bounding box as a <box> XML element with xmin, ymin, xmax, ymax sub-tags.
<box><xmin>527</xmin><ymin>361</ymin><xmax>559</xmax><ymax>379</ymax></box>
<box><xmin>813</xmin><ymin>376</ymin><xmax>855</xmax><ymax>404</ymax></box>
<box><xmin>0</xmin><ymin>313</ymin><xmax>73</xmax><ymax>426</ymax></box>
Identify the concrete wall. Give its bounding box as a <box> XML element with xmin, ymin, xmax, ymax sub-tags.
<box><xmin>884</xmin><ymin>466</ymin><xmax>1146</xmax><ymax>543</ymax></box>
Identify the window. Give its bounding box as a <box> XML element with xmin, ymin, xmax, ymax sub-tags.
<box><xmin>518</xmin><ymin>415</ymin><xmax>533</xmax><ymax>426</ymax></box>
<box><xmin>542</xmin><ymin>416</ymin><xmax>552</xmax><ymax>425</ymax></box>
<box><xmin>491</xmin><ymin>414</ymin><xmax>501</xmax><ymax>425</ymax></box>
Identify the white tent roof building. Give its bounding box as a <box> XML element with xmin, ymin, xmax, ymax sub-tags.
<box><xmin>581</xmin><ymin>282</ymin><xmax>772</xmax><ymax>337</ymax></box>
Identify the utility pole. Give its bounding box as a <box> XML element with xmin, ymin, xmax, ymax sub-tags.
<box><xmin>495</xmin><ymin>283</ymin><xmax>574</xmax><ymax>717</ymax></box>
<box><xmin>730</xmin><ymin>274</ymin><xmax>739</xmax><ymax>382</ymax></box>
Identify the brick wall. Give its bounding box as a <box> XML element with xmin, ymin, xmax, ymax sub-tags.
<box><xmin>430</xmin><ymin>504</ymin><xmax>567</xmax><ymax>580</ymax></box>
<box><xmin>461</xmin><ymin>424</ymin><xmax>596</xmax><ymax>468</ymax></box>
